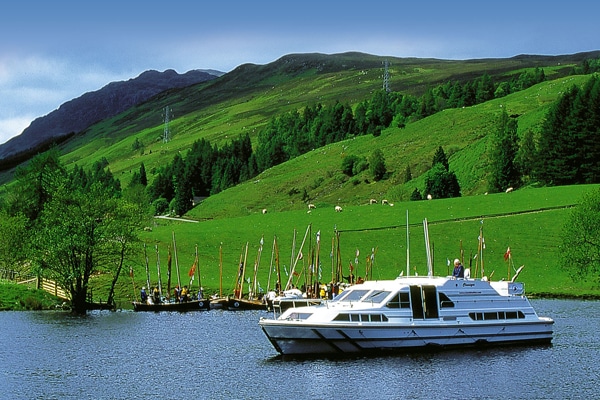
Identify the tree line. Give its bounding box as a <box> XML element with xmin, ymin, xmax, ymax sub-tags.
<box><xmin>146</xmin><ymin>63</ymin><xmax>563</xmax><ymax>214</ymax></box>
<box><xmin>0</xmin><ymin>150</ymin><xmax>146</xmax><ymax>313</ymax></box>
<box><xmin>488</xmin><ymin>74</ymin><xmax>600</xmax><ymax>192</ymax></box>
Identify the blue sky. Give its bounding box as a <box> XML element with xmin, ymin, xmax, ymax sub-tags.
<box><xmin>1</xmin><ymin>0</ymin><xmax>598</xmax><ymax>145</ymax></box>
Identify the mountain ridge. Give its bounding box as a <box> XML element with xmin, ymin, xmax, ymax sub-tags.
<box><xmin>0</xmin><ymin>68</ymin><xmax>221</xmax><ymax>162</ymax></box>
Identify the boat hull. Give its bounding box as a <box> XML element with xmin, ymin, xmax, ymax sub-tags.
<box><xmin>259</xmin><ymin>319</ymin><xmax>554</xmax><ymax>355</ymax></box>
<box><xmin>225</xmin><ymin>297</ymin><xmax>265</xmax><ymax>311</ymax></box>
<box><xmin>132</xmin><ymin>299</ymin><xmax>210</xmax><ymax>312</ymax></box>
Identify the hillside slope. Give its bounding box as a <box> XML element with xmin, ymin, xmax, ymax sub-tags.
<box><xmin>188</xmin><ymin>74</ymin><xmax>591</xmax><ymax>220</ymax></box>
<box><xmin>0</xmin><ymin>69</ymin><xmax>220</xmax><ymax>162</ymax></box>
<box><xmin>3</xmin><ymin>51</ymin><xmax>597</xmax><ymax>206</ymax></box>
<box><xmin>48</xmin><ymin>52</ymin><xmax>593</xmax><ymax>184</ymax></box>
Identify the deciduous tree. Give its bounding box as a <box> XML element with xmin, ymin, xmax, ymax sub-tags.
<box><xmin>560</xmin><ymin>188</ymin><xmax>600</xmax><ymax>283</ymax></box>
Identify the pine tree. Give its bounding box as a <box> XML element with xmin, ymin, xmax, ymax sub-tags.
<box><xmin>369</xmin><ymin>149</ymin><xmax>386</xmax><ymax>181</ymax></box>
<box><xmin>488</xmin><ymin>109</ymin><xmax>521</xmax><ymax>192</ymax></box>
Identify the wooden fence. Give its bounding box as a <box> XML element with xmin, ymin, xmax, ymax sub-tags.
<box><xmin>17</xmin><ymin>277</ymin><xmax>69</xmax><ymax>300</ymax></box>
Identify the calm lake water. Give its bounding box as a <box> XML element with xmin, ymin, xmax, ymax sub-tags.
<box><xmin>0</xmin><ymin>299</ymin><xmax>598</xmax><ymax>399</ymax></box>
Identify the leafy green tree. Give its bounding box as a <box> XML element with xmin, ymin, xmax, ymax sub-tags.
<box><xmin>34</xmin><ymin>182</ymin><xmax>142</xmax><ymax>313</ymax></box>
<box><xmin>139</xmin><ymin>163</ymin><xmax>148</xmax><ymax>186</ymax></box>
<box><xmin>410</xmin><ymin>187</ymin><xmax>423</xmax><ymax>201</ymax></box>
<box><xmin>8</xmin><ymin>148</ymin><xmax>65</xmax><ymax>222</ymax></box>
<box><xmin>342</xmin><ymin>155</ymin><xmax>360</xmax><ymax>176</ymax></box>
<box><xmin>151</xmin><ymin>197</ymin><xmax>169</xmax><ymax>215</ymax></box>
<box><xmin>488</xmin><ymin>109</ymin><xmax>521</xmax><ymax>192</ymax></box>
<box><xmin>369</xmin><ymin>149</ymin><xmax>386</xmax><ymax>181</ymax></box>
<box><xmin>515</xmin><ymin>128</ymin><xmax>537</xmax><ymax>183</ymax></box>
<box><xmin>404</xmin><ymin>165</ymin><xmax>412</xmax><ymax>183</ymax></box>
<box><xmin>560</xmin><ymin>188</ymin><xmax>600</xmax><ymax>283</ymax></box>
<box><xmin>0</xmin><ymin>210</ymin><xmax>30</xmax><ymax>275</ymax></box>
<box><xmin>424</xmin><ymin>163</ymin><xmax>461</xmax><ymax>199</ymax></box>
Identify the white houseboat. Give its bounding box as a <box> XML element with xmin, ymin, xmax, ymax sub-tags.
<box><xmin>259</xmin><ymin>275</ymin><xmax>554</xmax><ymax>355</ymax></box>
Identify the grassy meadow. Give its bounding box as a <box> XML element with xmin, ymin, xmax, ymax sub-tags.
<box><xmin>102</xmin><ymin>184</ymin><xmax>600</xmax><ymax>309</ymax></box>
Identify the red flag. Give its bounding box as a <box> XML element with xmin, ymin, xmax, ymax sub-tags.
<box><xmin>188</xmin><ymin>258</ymin><xmax>197</xmax><ymax>277</ymax></box>
<box><xmin>349</xmin><ymin>262</ymin><xmax>354</xmax><ymax>272</ymax></box>
<box><xmin>504</xmin><ymin>247</ymin><xmax>511</xmax><ymax>261</ymax></box>
<box><xmin>129</xmin><ymin>266</ymin><xmax>134</xmax><ymax>278</ymax></box>
<box><xmin>292</xmin><ymin>271</ymin><xmax>300</xmax><ymax>277</ymax></box>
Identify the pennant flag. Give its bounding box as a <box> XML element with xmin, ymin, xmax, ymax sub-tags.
<box><xmin>293</xmin><ymin>271</ymin><xmax>300</xmax><ymax>277</ymax></box>
<box><xmin>188</xmin><ymin>259</ymin><xmax>197</xmax><ymax>277</ymax></box>
<box><xmin>504</xmin><ymin>247</ymin><xmax>511</xmax><ymax>261</ymax></box>
<box><xmin>129</xmin><ymin>265</ymin><xmax>134</xmax><ymax>278</ymax></box>
<box><xmin>349</xmin><ymin>262</ymin><xmax>354</xmax><ymax>272</ymax></box>
<box><xmin>298</xmin><ymin>251</ymin><xmax>303</xmax><ymax>260</ymax></box>
<box><xmin>316</xmin><ymin>230</ymin><xmax>321</xmax><ymax>243</ymax></box>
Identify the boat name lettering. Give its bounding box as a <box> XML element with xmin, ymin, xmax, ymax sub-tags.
<box><xmin>462</xmin><ymin>283</ymin><xmax>476</xmax><ymax>287</ymax></box>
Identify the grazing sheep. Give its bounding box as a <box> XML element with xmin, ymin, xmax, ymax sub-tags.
<box><xmin>369</xmin><ymin>199</ymin><xmax>377</xmax><ymax>205</ymax></box>
<box><xmin>262</xmin><ymin>208</ymin><xmax>267</xmax><ymax>214</ymax></box>
<box><xmin>426</xmin><ymin>194</ymin><xmax>433</xmax><ymax>200</ymax></box>
<box><xmin>381</xmin><ymin>199</ymin><xmax>389</xmax><ymax>205</ymax></box>
<box><xmin>335</xmin><ymin>205</ymin><xmax>343</xmax><ymax>212</ymax></box>
<box><xmin>505</xmin><ymin>187</ymin><xmax>514</xmax><ymax>193</ymax></box>
<box><xmin>308</xmin><ymin>203</ymin><xmax>316</xmax><ymax>209</ymax></box>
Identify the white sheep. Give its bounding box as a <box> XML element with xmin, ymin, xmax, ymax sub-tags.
<box><xmin>262</xmin><ymin>208</ymin><xmax>267</xmax><ymax>214</ymax></box>
<box><xmin>335</xmin><ymin>205</ymin><xmax>343</xmax><ymax>212</ymax></box>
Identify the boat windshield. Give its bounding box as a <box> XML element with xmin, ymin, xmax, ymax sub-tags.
<box><xmin>333</xmin><ymin>289</ymin><xmax>391</xmax><ymax>303</ymax></box>
<box><xmin>362</xmin><ymin>290</ymin><xmax>392</xmax><ymax>304</ymax></box>
<box><xmin>333</xmin><ymin>289</ymin><xmax>369</xmax><ymax>302</ymax></box>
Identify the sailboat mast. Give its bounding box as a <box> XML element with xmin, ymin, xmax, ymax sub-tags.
<box><xmin>274</xmin><ymin>236</ymin><xmax>281</xmax><ymax>294</ymax></box>
<box><xmin>172</xmin><ymin>232</ymin><xmax>181</xmax><ymax>288</ymax></box>
<box><xmin>155</xmin><ymin>245</ymin><xmax>162</xmax><ymax>296</ymax></box>
<box><xmin>423</xmin><ymin>218</ymin><xmax>433</xmax><ymax>276</ymax></box>
<box><xmin>406</xmin><ymin>210</ymin><xmax>410</xmax><ymax>277</ymax></box>
<box><xmin>285</xmin><ymin>224</ymin><xmax>311</xmax><ymax>291</ymax></box>
<box><xmin>144</xmin><ymin>244</ymin><xmax>151</xmax><ymax>292</ymax></box>
<box><xmin>240</xmin><ymin>242</ymin><xmax>249</xmax><ymax>299</ymax></box>
<box><xmin>194</xmin><ymin>244</ymin><xmax>202</xmax><ymax>293</ymax></box>
<box><xmin>219</xmin><ymin>243</ymin><xmax>223</xmax><ymax>298</ymax></box>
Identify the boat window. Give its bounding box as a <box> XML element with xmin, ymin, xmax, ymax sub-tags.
<box><xmin>469</xmin><ymin>311</ymin><xmax>527</xmax><ymax>320</ymax></box>
<box><xmin>335</xmin><ymin>289</ymin><xmax>369</xmax><ymax>302</ymax></box>
<box><xmin>286</xmin><ymin>312</ymin><xmax>312</xmax><ymax>320</ymax></box>
<box><xmin>386</xmin><ymin>292</ymin><xmax>410</xmax><ymax>308</ymax></box>
<box><xmin>363</xmin><ymin>290</ymin><xmax>391</xmax><ymax>304</ymax></box>
<box><xmin>334</xmin><ymin>313</ymin><xmax>350</xmax><ymax>321</ymax></box>
<box><xmin>484</xmin><ymin>312</ymin><xmax>498</xmax><ymax>320</ymax></box>
<box><xmin>334</xmin><ymin>313</ymin><xmax>389</xmax><ymax>322</ymax></box>
<box><xmin>439</xmin><ymin>292</ymin><xmax>454</xmax><ymax>308</ymax></box>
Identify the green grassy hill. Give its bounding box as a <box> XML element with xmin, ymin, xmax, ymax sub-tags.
<box><xmin>3</xmin><ymin>52</ymin><xmax>600</xmax><ymax>305</ymax></box>
<box><xmin>49</xmin><ymin>52</ymin><xmax>585</xmax><ymax>197</ymax></box>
